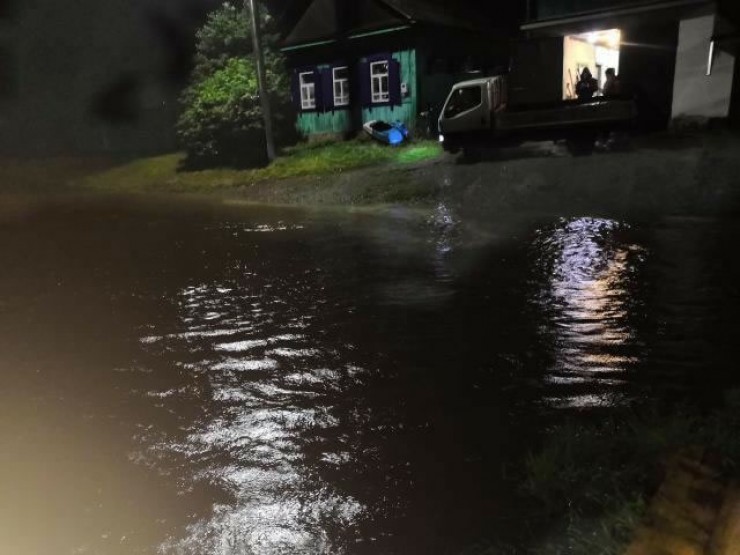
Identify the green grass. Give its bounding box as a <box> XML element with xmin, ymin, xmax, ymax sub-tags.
<box><xmin>265</xmin><ymin>139</ymin><xmax>441</xmax><ymax>177</ymax></box>
<box><xmin>462</xmin><ymin>391</ymin><xmax>740</xmax><ymax>555</ymax></box>
<box><xmin>80</xmin><ymin>139</ymin><xmax>443</xmax><ymax>194</ymax></box>
<box><xmin>517</xmin><ymin>394</ymin><xmax>740</xmax><ymax>555</ymax></box>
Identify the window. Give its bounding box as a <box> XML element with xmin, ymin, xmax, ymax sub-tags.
<box><xmin>370</xmin><ymin>60</ymin><xmax>389</xmax><ymax>103</ymax></box>
<box><xmin>333</xmin><ymin>66</ymin><xmax>349</xmax><ymax>107</ymax></box>
<box><xmin>299</xmin><ymin>72</ymin><xmax>316</xmax><ymax>110</ymax></box>
<box><xmin>444</xmin><ymin>85</ymin><xmax>482</xmax><ymax>118</ymax></box>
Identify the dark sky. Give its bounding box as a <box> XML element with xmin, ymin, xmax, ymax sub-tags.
<box><xmin>0</xmin><ymin>0</ymin><xmax>223</xmax><ymax>153</ymax></box>
<box><xmin>4</xmin><ymin>0</ymin><xmax>516</xmax><ymax>91</ymax></box>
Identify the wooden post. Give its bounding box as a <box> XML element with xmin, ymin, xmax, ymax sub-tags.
<box><xmin>246</xmin><ymin>0</ymin><xmax>276</xmax><ymax>162</ymax></box>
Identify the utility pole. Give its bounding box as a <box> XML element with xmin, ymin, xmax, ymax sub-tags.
<box><xmin>246</xmin><ymin>0</ymin><xmax>276</xmax><ymax>162</ymax></box>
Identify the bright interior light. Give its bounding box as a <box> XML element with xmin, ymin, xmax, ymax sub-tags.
<box><xmin>579</xmin><ymin>29</ymin><xmax>621</xmax><ymax>49</ymax></box>
<box><xmin>607</xmin><ymin>30</ymin><xmax>621</xmax><ymax>48</ymax></box>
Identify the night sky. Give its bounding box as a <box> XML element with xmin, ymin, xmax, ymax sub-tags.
<box><xmin>1</xmin><ymin>0</ymin><xmax>222</xmax><ymax>153</ymax></box>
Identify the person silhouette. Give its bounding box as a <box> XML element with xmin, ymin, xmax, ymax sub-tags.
<box><xmin>575</xmin><ymin>67</ymin><xmax>598</xmax><ymax>100</ymax></box>
<box><xmin>602</xmin><ymin>68</ymin><xmax>622</xmax><ymax>97</ymax></box>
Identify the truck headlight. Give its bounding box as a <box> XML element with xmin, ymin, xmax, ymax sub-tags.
<box><xmin>438</xmin><ymin>134</ymin><xmax>445</xmax><ymax>143</ymax></box>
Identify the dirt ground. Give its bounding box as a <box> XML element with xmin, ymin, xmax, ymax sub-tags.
<box><xmin>219</xmin><ymin>131</ymin><xmax>740</xmax><ymax>221</ymax></box>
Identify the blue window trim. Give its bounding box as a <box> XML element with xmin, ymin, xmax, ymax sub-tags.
<box><xmin>294</xmin><ymin>66</ymin><xmax>319</xmax><ymax>113</ymax></box>
<box><xmin>361</xmin><ymin>53</ymin><xmax>401</xmax><ymax>109</ymax></box>
<box><xmin>295</xmin><ymin>62</ymin><xmax>354</xmax><ymax>113</ymax></box>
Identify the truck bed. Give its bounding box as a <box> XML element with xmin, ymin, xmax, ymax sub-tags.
<box><xmin>496</xmin><ymin>98</ymin><xmax>636</xmax><ymax>132</ymax></box>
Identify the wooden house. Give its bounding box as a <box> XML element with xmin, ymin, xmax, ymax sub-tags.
<box><xmin>280</xmin><ymin>0</ymin><xmax>517</xmax><ymax>140</ymax></box>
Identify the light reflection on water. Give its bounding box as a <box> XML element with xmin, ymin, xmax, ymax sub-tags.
<box><xmin>141</xmin><ymin>281</ymin><xmax>364</xmax><ymax>554</ymax></box>
<box><xmin>532</xmin><ymin>217</ymin><xmax>646</xmax><ymax>409</ymax></box>
<box><xmin>138</xmin><ymin>213</ymin><xmax>652</xmax><ymax>552</ymax></box>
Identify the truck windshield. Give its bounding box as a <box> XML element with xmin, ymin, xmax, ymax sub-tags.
<box><xmin>444</xmin><ymin>86</ymin><xmax>482</xmax><ymax>118</ymax></box>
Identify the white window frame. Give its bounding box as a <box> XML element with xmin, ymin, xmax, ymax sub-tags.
<box><xmin>370</xmin><ymin>60</ymin><xmax>390</xmax><ymax>104</ymax></box>
<box><xmin>299</xmin><ymin>71</ymin><xmax>316</xmax><ymax>110</ymax></box>
<box><xmin>332</xmin><ymin>66</ymin><xmax>350</xmax><ymax>107</ymax></box>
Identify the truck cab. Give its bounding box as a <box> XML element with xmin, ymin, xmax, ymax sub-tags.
<box><xmin>438</xmin><ymin>76</ymin><xmax>508</xmax><ymax>148</ymax></box>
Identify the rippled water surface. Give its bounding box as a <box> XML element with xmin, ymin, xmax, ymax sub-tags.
<box><xmin>1</xmin><ymin>197</ymin><xmax>738</xmax><ymax>554</ymax></box>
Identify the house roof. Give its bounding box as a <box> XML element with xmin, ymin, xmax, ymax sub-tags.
<box><xmin>382</xmin><ymin>0</ymin><xmax>482</xmax><ymax>30</ymax></box>
<box><xmin>281</xmin><ymin>0</ymin><xmax>482</xmax><ymax>49</ymax></box>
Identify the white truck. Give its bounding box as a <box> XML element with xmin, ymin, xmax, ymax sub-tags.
<box><xmin>437</xmin><ymin>75</ymin><xmax>637</xmax><ymax>155</ymax></box>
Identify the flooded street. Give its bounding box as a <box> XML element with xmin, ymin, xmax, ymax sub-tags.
<box><xmin>1</xmin><ymin>195</ymin><xmax>739</xmax><ymax>554</ymax></box>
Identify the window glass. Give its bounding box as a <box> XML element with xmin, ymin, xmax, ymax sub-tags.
<box><xmin>299</xmin><ymin>72</ymin><xmax>316</xmax><ymax>110</ymax></box>
<box><xmin>444</xmin><ymin>85</ymin><xmax>482</xmax><ymax>118</ymax></box>
<box><xmin>370</xmin><ymin>61</ymin><xmax>389</xmax><ymax>103</ymax></box>
<box><xmin>333</xmin><ymin>66</ymin><xmax>349</xmax><ymax>106</ymax></box>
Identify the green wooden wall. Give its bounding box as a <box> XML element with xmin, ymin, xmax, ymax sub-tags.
<box><xmin>362</xmin><ymin>50</ymin><xmax>418</xmax><ymax>131</ymax></box>
<box><xmin>296</xmin><ymin>108</ymin><xmax>353</xmax><ymax>136</ymax></box>
<box><xmin>296</xmin><ymin>49</ymin><xmax>418</xmax><ymax>137</ymax></box>
<box><xmin>296</xmin><ymin>63</ymin><xmax>354</xmax><ymax>137</ymax></box>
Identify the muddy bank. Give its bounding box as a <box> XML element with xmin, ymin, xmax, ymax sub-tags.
<box><xmin>223</xmin><ymin>132</ymin><xmax>740</xmax><ymax>219</ymax></box>
<box><xmin>444</xmin><ymin>136</ymin><xmax>740</xmax><ymax>219</ymax></box>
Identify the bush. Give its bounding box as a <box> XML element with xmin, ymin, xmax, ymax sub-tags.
<box><xmin>176</xmin><ymin>3</ymin><xmax>296</xmax><ymax>169</ymax></box>
<box><xmin>177</xmin><ymin>58</ymin><xmax>265</xmax><ymax>168</ymax></box>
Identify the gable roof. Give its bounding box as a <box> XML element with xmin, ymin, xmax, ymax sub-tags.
<box><xmin>282</xmin><ymin>0</ymin><xmax>339</xmax><ymax>47</ymax></box>
<box><xmin>382</xmin><ymin>0</ymin><xmax>480</xmax><ymax>30</ymax></box>
<box><xmin>282</xmin><ymin>0</ymin><xmax>481</xmax><ymax>48</ymax></box>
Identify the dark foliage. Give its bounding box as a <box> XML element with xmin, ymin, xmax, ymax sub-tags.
<box><xmin>176</xmin><ymin>2</ymin><xmax>297</xmax><ymax>169</ymax></box>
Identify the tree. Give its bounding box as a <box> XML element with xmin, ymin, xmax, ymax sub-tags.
<box><xmin>176</xmin><ymin>2</ymin><xmax>295</xmax><ymax>168</ymax></box>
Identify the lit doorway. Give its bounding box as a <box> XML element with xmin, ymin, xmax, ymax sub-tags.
<box><xmin>563</xmin><ymin>29</ymin><xmax>621</xmax><ymax>99</ymax></box>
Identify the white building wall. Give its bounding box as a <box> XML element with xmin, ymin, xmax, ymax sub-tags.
<box><xmin>672</xmin><ymin>13</ymin><xmax>736</xmax><ymax>121</ymax></box>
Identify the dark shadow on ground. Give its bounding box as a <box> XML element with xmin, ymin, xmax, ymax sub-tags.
<box><xmin>453</xmin><ymin>135</ymin><xmax>643</xmax><ymax>165</ymax></box>
<box><xmin>454</xmin><ymin>141</ymin><xmax>571</xmax><ymax>165</ymax></box>
<box><xmin>451</xmin><ymin>127</ymin><xmax>740</xmax><ymax>166</ymax></box>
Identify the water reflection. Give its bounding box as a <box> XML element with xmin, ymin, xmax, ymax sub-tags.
<box><xmin>140</xmin><ymin>276</ymin><xmax>363</xmax><ymax>553</ymax></box>
<box><xmin>532</xmin><ymin>217</ymin><xmax>646</xmax><ymax>408</ymax></box>
<box><xmin>429</xmin><ymin>202</ymin><xmax>458</xmax><ymax>283</ymax></box>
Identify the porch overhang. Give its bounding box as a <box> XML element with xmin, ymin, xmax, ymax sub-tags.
<box><xmin>522</xmin><ymin>0</ymin><xmax>711</xmax><ymax>35</ymax></box>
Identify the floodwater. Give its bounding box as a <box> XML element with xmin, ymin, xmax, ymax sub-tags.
<box><xmin>1</xmin><ymin>195</ymin><xmax>738</xmax><ymax>554</ymax></box>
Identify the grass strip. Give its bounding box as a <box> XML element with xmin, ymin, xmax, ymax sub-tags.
<box><xmin>469</xmin><ymin>391</ymin><xmax>740</xmax><ymax>554</ymax></box>
<box><xmin>80</xmin><ymin>139</ymin><xmax>443</xmax><ymax>194</ymax></box>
